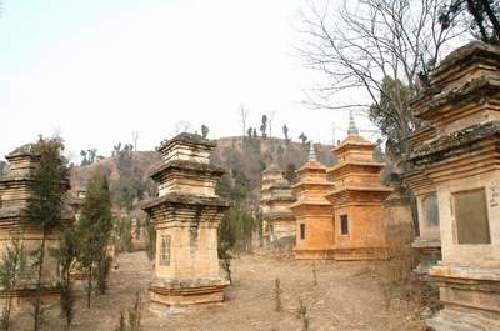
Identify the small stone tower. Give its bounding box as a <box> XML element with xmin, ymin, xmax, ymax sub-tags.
<box><xmin>0</xmin><ymin>144</ymin><xmax>71</xmax><ymax>305</ymax></box>
<box><xmin>291</xmin><ymin>144</ymin><xmax>335</xmax><ymax>260</ymax></box>
<box><xmin>261</xmin><ymin>175</ymin><xmax>296</xmax><ymax>242</ymax></box>
<box><xmin>260</xmin><ymin>163</ymin><xmax>284</xmax><ymax>242</ymax></box>
<box><xmin>143</xmin><ymin>133</ymin><xmax>229</xmax><ymax>307</ymax></box>
<box><xmin>326</xmin><ymin>115</ymin><xmax>392</xmax><ymax>260</ymax></box>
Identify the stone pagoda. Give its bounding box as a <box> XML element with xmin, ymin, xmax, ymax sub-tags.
<box><xmin>403</xmin><ymin>125</ymin><xmax>441</xmax><ymax>279</ymax></box>
<box><xmin>142</xmin><ymin>132</ymin><xmax>229</xmax><ymax>307</ymax></box>
<box><xmin>260</xmin><ymin>163</ymin><xmax>284</xmax><ymax>243</ymax></box>
<box><xmin>291</xmin><ymin>144</ymin><xmax>335</xmax><ymax>260</ymax></box>
<box><xmin>326</xmin><ymin>114</ymin><xmax>393</xmax><ymax>260</ymax></box>
<box><xmin>404</xmin><ymin>41</ymin><xmax>500</xmax><ymax>330</ymax></box>
<box><xmin>260</xmin><ymin>173</ymin><xmax>296</xmax><ymax>242</ymax></box>
<box><xmin>0</xmin><ymin>144</ymin><xmax>71</xmax><ymax>305</ymax></box>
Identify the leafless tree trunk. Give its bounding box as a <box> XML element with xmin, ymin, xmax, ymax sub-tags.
<box><xmin>268</xmin><ymin>110</ymin><xmax>277</xmax><ymax>139</ymax></box>
<box><xmin>239</xmin><ymin>105</ymin><xmax>248</xmax><ymax>143</ymax></box>
<box><xmin>131</xmin><ymin>131</ymin><xmax>139</xmax><ymax>151</ymax></box>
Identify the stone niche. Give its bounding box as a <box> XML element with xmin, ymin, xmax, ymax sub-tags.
<box><xmin>291</xmin><ymin>144</ymin><xmax>335</xmax><ymax>260</ymax></box>
<box><xmin>143</xmin><ymin>133</ymin><xmax>229</xmax><ymax>307</ymax></box>
<box><xmin>0</xmin><ymin>144</ymin><xmax>72</xmax><ymax>308</ymax></box>
<box><xmin>260</xmin><ymin>165</ymin><xmax>296</xmax><ymax>244</ymax></box>
<box><xmin>326</xmin><ymin>115</ymin><xmax>393</xmax><ymax>260</ymax></box>
<box><xmin>404</xmin><ymin>41</ymin><xmax>500</xmax><ymax>331</ymax></box>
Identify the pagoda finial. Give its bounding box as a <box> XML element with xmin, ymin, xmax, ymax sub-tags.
<box><xmin>308</xmin><ymin>142</ymin><xmax>317</xmax><ymax>161</ymax></box>
<box><xmin>347</xmin><ymin>110</ymin><xmax>359</xmax><ymax>135</ymax></box>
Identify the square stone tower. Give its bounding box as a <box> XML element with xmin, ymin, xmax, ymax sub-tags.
<box><xmin>261</xmin><ymin>176</ymin><xmax>296</xmax><ymax>242</ymax></box>
<box><xmin>404</xmin><ymin>41</ymin><xmax>500</xmax><ymax>330</ymax></box>
<box><xmin>260</xmin><ymin>164</ymin><xmax>284</xmax><ymax>243</ymax></box>
<box><xmin>143</xmin><ymin>133</ymin><xmax>229</xmax><ymax>306</ymax></box>
<box><xmin>291</xmin><ymin>144</ymin><xmax>335</xmax><ymax>260</ymax></box>
<box><xmin>326</xmin><ymin>115</ymin><xmax>393</xmax><ymax>260</ymax></box>
<box><xmin>0</xmin><ymin>144</ymin><xmax>71</xmax><ymax>305</ymax></box>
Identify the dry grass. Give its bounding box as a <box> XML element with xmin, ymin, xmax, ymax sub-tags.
<box><xmin>12</xmin><ymin>250</ymin><xmax>427</xmax><ymax>330</ymax></box>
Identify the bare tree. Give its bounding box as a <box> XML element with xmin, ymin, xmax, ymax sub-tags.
<box><xmin>282</xmin><ymin>124</ymin><xmax>289</xmax><ymax>141</ymax></box>
<box><xmin>131</xmin><ymin>131</ymin><xmax>139</xmax><ymax>151</ymax></box>
<box><xmin>201</xmin><ymin>124</ymin><xmax>209</xmax><ymax>139</ymax></box>
<box><xmin>300</xmin><ymin>0</ymin><xmax>468</xmax><ymax>155</ymax></box>
<box><xmin>260</xmin><ymin>115</ymin><xmax>268</xmax><ymax>138</ymax></box>
<box><xmin>268</xmin><ymin>110</ymin><xmax>277</xmax><ymax>138</ymax></box>
<box><xmin>299</xmin><ymin>132</ymin><xmax>308</xmax><ymax>145</ymax></box>
<box><xmin>239</xmin><ymin>105</ymin><xmax>249</xmax><ymax>140</ymax></box>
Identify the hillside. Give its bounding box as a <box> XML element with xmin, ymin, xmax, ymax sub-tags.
<box><xmin>70</xmin><ymin>136</ymin><xmax>338</xmax><ymax>211</ymax></box>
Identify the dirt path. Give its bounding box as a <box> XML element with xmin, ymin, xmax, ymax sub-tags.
<box><xmin>32</xmin><ymin>250</ymin><xmax>424</xmax><ymax>331</ymax></box>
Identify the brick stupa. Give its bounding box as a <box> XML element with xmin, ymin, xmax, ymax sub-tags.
<box><xmin>326</xmin><ymin>114</ymin><xmax>393</xmax><ymax>260</ymax></box>
<box><xmin>0</xmin><ymin>144</ymin><xmax>71</xmax><ymax>305</ymax></box>
<box><xmin>261</xmin><ymin>171</ymin><xmax>296</xmax><ymax>242</ymax></box>
<box><xmin>404</xmin><ymin>41</ymin><xmax>500</xmax><ymax>330</ymax></box>
<box><xmin>291</xmin><ymin>144</ymin><xmax>335</xmax><ymax>260</ymax></box>
<box><xmin>143</xmin><ymin>133</ymin><xmax>229</xmax><ymax>307</ymax></box>
<box><xmin>260</xmin><ymin>164</ymin><xmax>284</xmax><ymax>243</ymax></box>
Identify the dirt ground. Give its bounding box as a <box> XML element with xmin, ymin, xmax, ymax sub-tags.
<box><xmin>16</xmin><ymin>250</ymin><xmax>426</xmax><ymax>331</ymax></box>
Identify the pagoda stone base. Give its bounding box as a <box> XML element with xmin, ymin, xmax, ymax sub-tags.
<box><xmin>295</xmin><ymin>247</ymin><xmax>389</xmax><ymax>261</ymax></box>
<box><xmin>150</xmin><ymin>278</ymin><xmax>228</xmax><ymax>306</ymax></box>
<box><xmin>295</xmin><ymin>249</ymin><xmax>335</xmax><ymax>260</ymax></box>
<box><xmin>0</xmin><ymin>287</ymin><xmax>60</xmax><ymax>311</ymax></box>
<box><xmin>334</xmin><ymin>247</ymin><xmax>389</xmax><ymax>261</ymax></box>
<box><xmin>427</xmin><ymin>265</ymin><xmax>500</xmax><ymax>331</ymax></box>
<box><xmin>412</xmin><ymin>238</ymin><xmax>441</xmax><ymax>281</ymax></box>
<box><xmin>427</xmin><ymin>306</ymin><xmax>500</xmax><ymax>331</ymax></box>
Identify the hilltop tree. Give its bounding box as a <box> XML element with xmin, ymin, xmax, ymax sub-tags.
<box><xmin>282</xmin><ymin>125</ymin><xmax>289</xmax><ymax>142</ymax></box>
<box><xmin>260</xmin><ymin>115</ymin><xmax>267</xmax><ymax>138</ymax></box>
<box><xmin>239</xmin><ymin>105</ymin><xmax>249</xmax><ymax>140</ymax></box>
<box><xmin>299</xmin><ymin>132</ymin><xmax>307</xmax><ymax>145</ymax></box>
<box><xmin>131</xmin><ymin>131</ymin><xmax>139</xmax><ymax>151</ymax></box>
<box><xmin>201</xmin><ymin>125</ymin><xmax>209</xmax><ymax>139</ymax></box>
<box><xmin>78</xmin><ymin>169</ymin><xmax>113</xmax><ymax>308</ymax></box>
<box><xmin>27</xmin><ymin>137</ymin><xmax>69</xmax><ymax>331</ymax></box>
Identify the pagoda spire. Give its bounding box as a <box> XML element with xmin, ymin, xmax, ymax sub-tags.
<box><xmin>308</xmin><ymin>142</ymin><xmax>317</xmax><ymax>161</ymax></box>
<box><xmin>347</xmin><ymin>110</ymin><xmax>359</xmax><ymax>135</ymax></box>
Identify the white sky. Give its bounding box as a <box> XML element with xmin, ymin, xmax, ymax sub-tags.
<box><xmin>0</xmin><ymin>0</ymin><xmax>376</xmax><ymax>162</ymax></box>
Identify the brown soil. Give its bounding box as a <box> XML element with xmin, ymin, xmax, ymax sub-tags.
<box><xmin>16</xmin><ymin>250</ymin><xmax>426</xmax><ymax>330</ymax></box>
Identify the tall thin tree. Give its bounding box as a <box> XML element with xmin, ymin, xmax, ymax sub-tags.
<box><xmin>78</xmin><ymin>169</ymin><xmax>113</xmax><ymax>308</ymax></box>
<box><xmin>27</xmin><ymin>137</ymin><xmax>69</xmax><ymax>331</ymax></box>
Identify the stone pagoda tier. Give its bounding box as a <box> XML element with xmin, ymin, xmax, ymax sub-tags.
<box><xmin>291</xmin><ymin>144</ymin><xmax>335</xmax><ymax>260</ymax></box>
<box><xmin>259</xmin><ymin>164</ymin><xmax>284</xmax><ymax>243</ymax></box>
<box><xmin>326</xmin><ymin>115</ymin><xmax>393</xmax><ymax>260</ymax></box>
<box><xmin>142</xmin><ymin>133</ymin><xmax>229</xmax><ymax>307</ymax></box>
<box><xmin>0</xmin><ymin>144</ymin><xmax>71</xmax><ymax>305</ymax></box>
<box><xmin>404</xmin><ymin>41</ymin><xmax>500</xmax><ymax>331</ymax></box>
<box><xmin>261</xmin><ymin>176</ymin><xmax>296</xmax><ymax>242</ymax></box>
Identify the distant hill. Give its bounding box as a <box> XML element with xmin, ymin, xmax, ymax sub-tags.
<box><xmin>70</xmin><ymin>136</ymin><xmax>338</xmax><ymax>211</ymax></box>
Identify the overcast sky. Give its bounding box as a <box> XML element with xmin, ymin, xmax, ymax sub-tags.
<box><xmin>0</xmin><ymin>0</ymin><xmax>378</xmax><ymax>162</ymax></box>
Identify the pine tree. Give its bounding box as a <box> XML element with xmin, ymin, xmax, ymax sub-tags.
<box><xmin>0</xmin><ymin>236</ymin><xmax>27</xmax><ymax>331</ymax></box>
<box><xmin>78</xmin><ymin>169</ymin><xmax>113</xmax><ymax>307</ymax></box>
<box><xmin>27</xmin><ymin>137</ymin><xmax>68</xmax><ymax>331</ymax></box>
<box><xmin>57</xmin><ymin>226</ymin><xmax>78</xmax><ymax>330</ymax></box>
